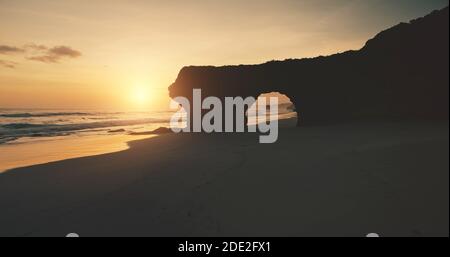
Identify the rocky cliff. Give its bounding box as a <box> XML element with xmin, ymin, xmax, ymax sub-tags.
<box><xmin>169</xmin><ymin>7</ymin><xmax>449</xmax><ymax>125</ymax></box>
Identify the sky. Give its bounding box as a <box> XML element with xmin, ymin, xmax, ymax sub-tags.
<box><xmin>0</xmin><ymin>0</ymin><xmax>448</xmax><ymax>110</ymax></box>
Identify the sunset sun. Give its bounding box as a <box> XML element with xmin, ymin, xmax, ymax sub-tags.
<box><xmin>130</xmin><ymin>86</ymin><xmax>151</xmax><ymax>106</ymax></box>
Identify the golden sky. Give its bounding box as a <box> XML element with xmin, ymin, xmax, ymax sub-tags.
<box><xmin>0</xmin><ymin>0</ymin><xmax>448</xmax><ymax>110</ymax></box>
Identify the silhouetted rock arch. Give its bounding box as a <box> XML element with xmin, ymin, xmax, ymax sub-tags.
<box><xmin>169</xmin><ymin>7</ymin><xmax>449</xmax><ymax>128</ymax></box>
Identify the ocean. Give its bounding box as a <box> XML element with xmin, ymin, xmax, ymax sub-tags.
<box><xmin>0</xmin><ymin>104</ymin><xmax>296</xmax><ymax>145</ymax></box>
<box><xmin>0</xmin><ymin>106</ymin><xmax>296</xmax><ymax>172</ymax></box>
<box><xmin>0</xmin><ymin>109</ymin><xmax>175</xmax><ymax>145</ymax></box>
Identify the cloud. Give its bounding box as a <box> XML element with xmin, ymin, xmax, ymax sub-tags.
<box><xmin>27</xmin><ymin>55</ymin><xmax>60</xmax><ymax>63</ymax></box>
<box><xmin>0</xmin><ymin>45</ymin><xmax>25</xmax><ymax>55</ymax></box>
<box><xmin>0</xmin><ymin>43</ymin><xmax>82</xmax><ymax>67</ymax></box>
<box><xmin>27</xmin><ymin>45</ymin><xmax>82</xmax><ymax>63</ymax></box>
<box><xmin>0</xmin><ymin>60</ymin><xmax>18</xmax><ymax>69</ymax></box>
<box><xmin>49</xmin><ymin>46</ymin><xmax>82</xmax><ymax>58</ymax></box>
<box><xmin>24</xmin><ymin>43</ymin><xmax>48</xmax><ymax>51</ymax></box>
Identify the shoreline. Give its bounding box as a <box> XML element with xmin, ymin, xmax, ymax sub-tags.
<box><xmin>0</xmin><ymin>120</ymin><xmax>448</xmax><ymax>236</ymax></box>
<box><xmin>0</xmin><ymin>116</ymin><xmax>297</xmax><ymax>173</ymax></box>
<box><xmin>0</xmin><ymin>133</ymin><xmax>156</xmax><ymax>173</ymax></box>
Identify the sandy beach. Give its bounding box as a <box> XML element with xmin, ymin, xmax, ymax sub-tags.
<box><xmin>0</xmin><ymin>120</ymin><xmax>448</xmax><ymax>237</ymax></box>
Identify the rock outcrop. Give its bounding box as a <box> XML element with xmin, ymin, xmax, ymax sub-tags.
<box><xmin>169</xmin><ymin>7</ymin><xmax>449</xmax><ymax>126</ymax></box>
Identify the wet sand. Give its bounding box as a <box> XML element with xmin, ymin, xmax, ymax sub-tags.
<box><xmin>0</xmin><ymin>134</ymin><xmax>154</xmax><ymax>172</ymax></box>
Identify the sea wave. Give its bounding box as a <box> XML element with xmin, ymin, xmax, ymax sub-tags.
<box><xmin>0</xmin><ymin>112</ymin><xmax>93</xmax><ymax>118</ymax></box>
<box><xmin>1</xmin><ymin>123</ymin><xmax>49</xmax><ymax>129</ymax></box>
<box><xmin>0</xmin><ymin>118</ymin><xmax>170</xmax><ymax>141</ymax></box>
<box><xmin>0</xmin><ymin>136</ymin><xmax>19</xmax><ymax>144</ymax></box>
